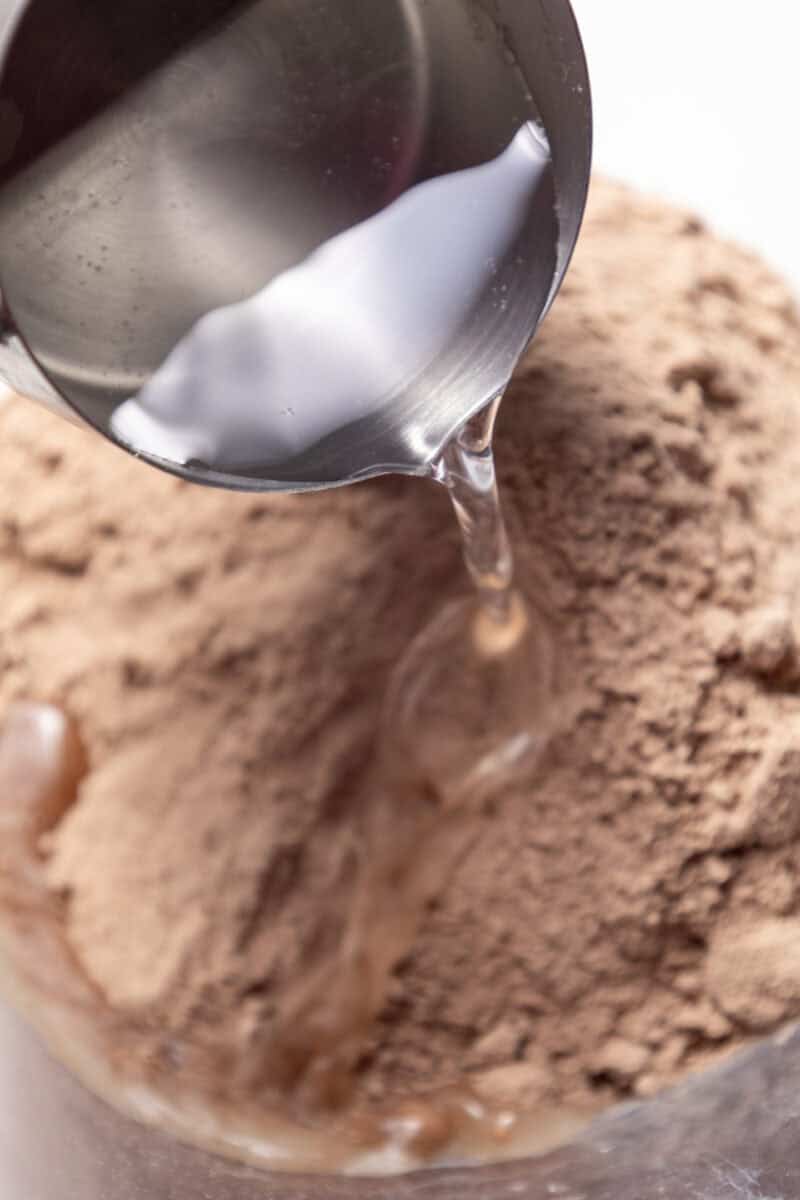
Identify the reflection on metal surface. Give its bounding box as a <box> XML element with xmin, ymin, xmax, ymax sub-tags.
<box><xmin>0</xmin><ymin>0</ymin><xmax>591</xmax><ymax>490</ymax></box>
<box><xmin>110</xmin><ymin>124</ymin><xmax>555</xmax><ymax>486</ymax></box>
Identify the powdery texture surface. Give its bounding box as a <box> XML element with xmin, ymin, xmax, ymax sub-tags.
<box><xmin>2</xmin><ymin>180</ymin><xmax>800</xmax><ymax>1129</ymax></box>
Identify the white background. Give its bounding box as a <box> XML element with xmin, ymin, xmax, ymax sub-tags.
<box><xmin>571</xmin><ymin>0</ymin><xmax>800</xmax><ymax>291</ymax></box>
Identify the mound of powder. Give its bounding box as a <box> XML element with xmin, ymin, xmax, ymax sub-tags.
<box><xmin>1</xmin><ymin>179</ymin><xmax>800</xmax><ymax>1135</ymax></box>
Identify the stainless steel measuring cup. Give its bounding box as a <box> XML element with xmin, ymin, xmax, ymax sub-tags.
<box><xmin>0</xmin><ymin>0</ymin><xmax>591</xmax><ymax>491</ymax></box>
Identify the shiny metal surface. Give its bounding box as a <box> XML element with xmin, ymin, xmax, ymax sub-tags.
<box><xmin>0</xmin><ymin>0</ymin><xmax>591</xmax><ymax>491</ymax></box>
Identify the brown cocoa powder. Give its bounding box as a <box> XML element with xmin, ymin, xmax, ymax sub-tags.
<box><xmin>2</xmin><ymin>179</ymin><xmax>800</xmax><ymax>1139</ymax></box>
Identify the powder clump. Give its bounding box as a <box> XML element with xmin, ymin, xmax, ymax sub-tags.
<box><xmin>1</xmin><ymin>180</ymin><xmax>800</xmax><ymax>1133</ymax></box>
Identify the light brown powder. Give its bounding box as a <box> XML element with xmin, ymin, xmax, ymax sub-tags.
<box><xmin>2</xmin><ymin>180</ymin><xmax>800</xmax><ymax>1140</ymax></box>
